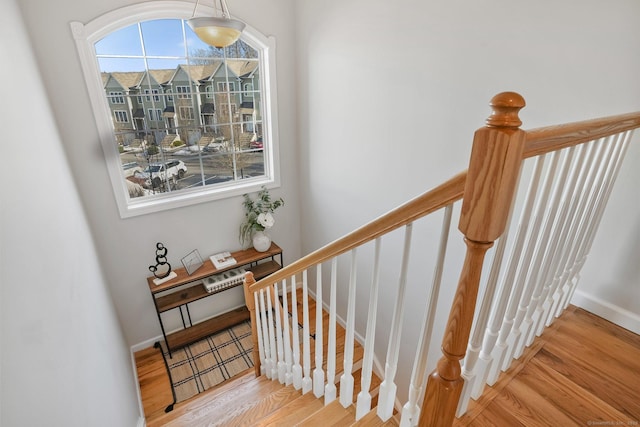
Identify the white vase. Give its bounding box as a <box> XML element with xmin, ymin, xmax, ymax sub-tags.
<box><xmin>252</xmin><ymin>230</ymin><xmax>271</xmax><ymax>252</ymax></box>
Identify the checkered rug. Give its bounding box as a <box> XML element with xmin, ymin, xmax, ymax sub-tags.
<box><xmin>160</xmin><ymin>320</ymin><xmax>254</xmax><ymax>403</ymax></box>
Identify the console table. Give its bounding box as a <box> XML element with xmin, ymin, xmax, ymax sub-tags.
<box><xmin>147</xmin><ymin>242</ymin><xmax>283</xmax><ymax>357</ymax></box>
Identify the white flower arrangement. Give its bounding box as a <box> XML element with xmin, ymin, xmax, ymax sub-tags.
<box><xmin>239</xmin><ymin>186</ymin><xmax>284</xmax><ymax>247</ymax></box>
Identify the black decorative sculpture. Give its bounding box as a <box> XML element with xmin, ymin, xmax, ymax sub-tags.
<box><xmin>149</xmin><ymin>242</ymin><xmax>172</xmax><ymax>279</ymax></box>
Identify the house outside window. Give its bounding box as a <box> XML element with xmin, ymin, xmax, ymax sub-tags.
<box><xmin>71</xmin><ymin>2</ymin><xmax>280</xmax><ymax>218</ymax></box>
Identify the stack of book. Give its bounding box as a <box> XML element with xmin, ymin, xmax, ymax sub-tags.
<box><xmin>210</xmin><ymin>251</ymin><xmax>237</xmax><ymax>269</ymax></box>
<box><xmin>203</xmin><ymin>267</ymin><xmax>246</xmax><ymax>293</ymax></box>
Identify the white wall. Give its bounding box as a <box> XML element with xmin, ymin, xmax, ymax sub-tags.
<box><xmin>295</xmin><ymin>0</ymin><xmax>640</xmax><ymax>399</ymax></box>
<box><xmin>16</xmin><ymin>0</ymin><xmax>300</xmax><ymax>348</ymax></box>
<box><xmin>0</xmin><ymin>0</ymin><xmax>140</xmax><ymax>425</ymax></box>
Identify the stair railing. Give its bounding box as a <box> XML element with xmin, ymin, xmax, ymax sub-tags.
<box><xmin>243</xmin><ymin>170</ymin><xmax>467</xmax><ymax>422</ymax></box>
<box><xmin>454</xmin><ymin>106</ymin><xmax>640</xmax><ymax>422</ymax></box>
<box><xmin>243</xmin><ymin>92</ymin><xmax>640</xmax><ymax>426</ymax></box>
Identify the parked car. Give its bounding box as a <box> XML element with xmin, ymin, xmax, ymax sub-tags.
<box><xmin>249</xmin><ymin>137</ymin><xmax>263</xmax><ymax>151</ymax></box>
<box><xmin>140</xmin><ymin>159</ymin><xmax>187</xmax><ymax>188</ymax></box>
<box><xmin>122</xmin><ymin>161</ymin><xmax>143</xmax><ymax>177</ymax></box>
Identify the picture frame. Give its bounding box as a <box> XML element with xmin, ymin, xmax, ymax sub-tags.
<box><xmin>181</xmin><ymin>249</ymin><xmax>204</xmax><ymax>275</ymax></box>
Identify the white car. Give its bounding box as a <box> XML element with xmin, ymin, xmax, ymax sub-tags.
<box><xmin>140</xmin><ymin>159</ymin><xmax>187</xmax><ymax>188</ymax></box>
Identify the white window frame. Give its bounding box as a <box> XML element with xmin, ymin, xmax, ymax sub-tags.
<box><xmin>114</xmin><ymin>110</ymin><xmax>129</xmax><ymax>122</ymax></box>
<box><xmin>70</xmin><ymin>2</ymin><xmax>280</xmax><ymax>218</ymax></box>
<box><xmin>109</xmin><ymin>91</ymin><xmax>125</xmax><ymax>104</ymax></box>
<box><xmin>148</xmin><ymin>108</ymin><xmax>162</xmax><ymax>121</ymax></box>
<box><xmin>217</xmin><ymin>81</ymin><xmax>235</xmax><ymax>92</ymax></box>
<box><xmin>178</xmin><ymin>106</ymin><xmax>194</xmax><ymax>120</ymax></box>
<box><xmin>144</xmin><ymin>88</ymin><xmax>160</xmax><ymax>102</ymax></box>
<box><xmin>176</xmin><ymin>86</ymin><xmax>191</xmax><ymax>99</ymax></box>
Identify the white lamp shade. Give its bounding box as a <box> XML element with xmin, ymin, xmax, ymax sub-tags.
<box><xmin>187</xmin><ymin>17</ymin><xmax>246</xmax><ymax>48</ymax></box>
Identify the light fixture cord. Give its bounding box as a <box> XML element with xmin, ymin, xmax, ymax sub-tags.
<box><xmin>220</xmin><ymin>0</ymin><xmax>231</xmax><ymax>18</ymax></box>
<box><xmin>190</xmin><ymin>0</ymin><xmax>201</xmax><ymax>18</ymax></box>
<box><xmin>191</xmin><ymin>0</ymin><xmax>225</xmax><ymax>18</ymax></box>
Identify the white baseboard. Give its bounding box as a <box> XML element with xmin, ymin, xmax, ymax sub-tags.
<box><xmin>570</xmin><ymin>290</ymin><xmax>640</xmax><ymax>335</ymax></box>
<box><xmin>136</xmin><ymin>416</ymin><xmax>146</xmax><ymax>427</ymax></box>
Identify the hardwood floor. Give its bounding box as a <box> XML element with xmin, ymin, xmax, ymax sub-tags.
<box><xmin>134</xmin><ymin>302</ymin><xmax>640</xmax><ymax>426</ymax></box>
<box><xmin>454</xmin><ymin>305</ymin><xmax>640</xmax><ymax>427</ymax></box>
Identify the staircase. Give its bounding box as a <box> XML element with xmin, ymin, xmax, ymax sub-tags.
<box><xmin>240</xmin><ymin>93</ymin><xmax>640</xmax><ymax>426</ymax></box>
<box><xmin>140</xmin><ymin>92</ymin><xmax>640</xmax><ymax>426</ymax></box>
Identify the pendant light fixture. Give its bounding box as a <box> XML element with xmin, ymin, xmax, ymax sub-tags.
<box><xmin>187</xmin><ymin>0</ymin><xmax>246</xmax><ymax>48</ymax></box>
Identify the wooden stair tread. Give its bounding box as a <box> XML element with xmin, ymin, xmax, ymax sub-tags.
<box><xmin>298</xmin><ymin>400</ymin><xmax>356</xmax><ymax>426</ymax></box>
<box><xmin>353</xmin><ymin>410</ymin><xmax>400</xmax><ymax>426</ymax></box>
<box><xmin>254</xmin><ymin>390</ymin><xmax>325</xmax><ymax>426</ymax></box>
<box><xmin>147</xmin><ymin>373</ymin><xmax>277</xmax><ymax>427</ymax></box>
<box><xmin>214</xmin><ymin>380</ymin><xmax>315</xmax><ymax>426</ymax></box>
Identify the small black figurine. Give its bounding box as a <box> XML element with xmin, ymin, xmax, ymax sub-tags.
<box><xmin>149</xmin><ymin>242</ymin><xmax>172</xmax><ymax>279</ymax></box>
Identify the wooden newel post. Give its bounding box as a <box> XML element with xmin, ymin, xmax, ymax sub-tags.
<box><xmin>419</xmin><ymin>92</ymin><xmax>526</xmax><ymax>426</ymax></box>
<box><xmin>243</xmin><ymin>271</ymin><xmax>262</xmax><ymax>376</ymax></box>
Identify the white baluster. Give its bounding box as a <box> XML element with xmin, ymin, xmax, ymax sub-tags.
<box><xmin>400</xmin><ymin>205</ymin><xmax>452</xmax><ymax>427</ymax></box>
<box><xmin>520</xmin><ymin>147</ymin><xmax>576</xmax><ymax>352</ymax></box>
<box><xmin>540</xmin><ymin>141</ymin><xmax>598</xmax><ymax>330</ymax></box>
<box><xmin>291</xmin><ymin>275</ymin><xmax>303</xmax><ymax>390</ymax></box>
<box><xmin>501</xmin><ymin>152</ymin><xmax>559</xmax><ymax>373</ymax></box>
<box><xmin>530</xmin><ymin>144</ymin><xmax>590</xmax><ymax>339</ymax></box>
<box><xmin>281</xmin><ymin>280</ymin><xmax>293</xmax><ymax>385</ymax></box>
<box><xmin>561</xmin><ymin>132</ymin><xmax>631</xmax><ymax>312</ymax></box>
<box><xmin>254</xmin><ymin>291</ymin><xmax>267</xmax><ymax>376</ymax></box>
<box><xmin>325</xmin><ymin>258</ymin><xmax>338</xmax><ymax>404</ymax></box>
<box><xmin>301</xmin><ymin>269</ymin><xmax>313</xmax><ymax>394</ymax></box>
<box><xmin>483</xmin><ymin>155</ymin><xmax>545</xmax><ymax>386</ymax></box>
<box><xmin>498</xmin><ymin>151</ymin><xmax>561</xmax><ymax>364</ymax></box>
<box><xmin>541</xmin><ymin>140</ymin><xmax>601</xmax><ymax>329</ymax></box>
<box><xmin>378</xmin><ymin>223</ymin><xmax>413</xmax><ymax>421</ymax></box>
<box><xmin>356</xmin><ymin>239</ymin><xmax>381</xmax><ymax>420</ymax></box>
<box><xmin>259</xmin><ymin>289</ymin><xmax>273</xmax><ymax>379</ymax></box>
<box><xmin>274</xmin><ymin>282</ymin><xmax>286</xmax><ymax>383</ymax></box>
<box><xmin>266</xmin><ymin>285</ymin><xmax>278</xmax><ymax>380</ymax></box>
<box><xmin>340</xmin><ymin>249</ymin><xmax>357</xmax><ymax>408</ymax></box>
<box><xmin>313</xmin><ymin>264</ymin><xmax>325</xmax><ymax>398</ymax></box>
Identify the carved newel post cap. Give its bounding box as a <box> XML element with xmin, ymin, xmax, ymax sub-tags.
<box><xmin>485</xmin><ymin>91</ymin><xmax>526</xmax><ymax>128</ymax></box>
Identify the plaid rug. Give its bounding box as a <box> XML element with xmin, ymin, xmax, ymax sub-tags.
<box><xmin>159</xmin><ymin>320</ymin><xmax>254</xmax><ymax>404</ymax></box>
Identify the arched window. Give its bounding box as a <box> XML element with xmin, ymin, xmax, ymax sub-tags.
<box><xmin>71</xmin><ymin>2</ymin><xmax>280</xmax><ymax>218</ymax></box>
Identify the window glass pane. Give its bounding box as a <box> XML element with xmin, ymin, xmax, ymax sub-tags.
<box><xmin>95</xmin><ymin>23</ymin><xmax>143</xmax><ymax>56</ymax></box>
<box><xmin>84</xmin><ymin>12</ymin><xmax>272</xmax><ymax>213</ymax></box>
<box><xmin>140</xmin><ymin>19</ymin><xmax>185</xmax><ymax>57</ymax></box>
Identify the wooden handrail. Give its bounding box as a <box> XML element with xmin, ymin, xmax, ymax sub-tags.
<box><xmin>524</xmin><ymin>111</ymin><xmax>640</xmax><ymax>158</ymax></box>
<box><xmin>247</xmin><ymin>109</ymin><xmax>640</xmax><ymax>297</ymax></box>
<box><xmin>247</xmin><ymin>171</ymin><xmax>467</xmax><ymax>294</ymax></box>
